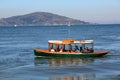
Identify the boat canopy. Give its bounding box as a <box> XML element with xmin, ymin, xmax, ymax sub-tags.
<box><xmin>48</xmin><ymin>40</ymin><xmax>62</xmax><ymax>44</ymax></box>
<box><xmin>48</xmin><ymin>39</ymin><xmax>93</xmax><ymax>44</ymax></box>
<box><xmin>74</xmin><ymin>40</ymin><xmax>93</xmax><ymax>44</ymax></box>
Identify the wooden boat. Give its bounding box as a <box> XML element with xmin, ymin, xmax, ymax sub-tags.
<box><xmin>34</xmin><ymin>39</ymin><xmax>109</xmax><ymax>58</ymax></box>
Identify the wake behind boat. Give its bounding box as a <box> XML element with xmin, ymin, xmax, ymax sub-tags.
<box><xmin>34</xmin><ymin>39</ymin><xmax>109</xmax><ymax>58</ymax></box>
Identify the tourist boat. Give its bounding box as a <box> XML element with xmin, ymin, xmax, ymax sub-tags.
<box><xmin>34</xmin><ymin>39</ymin><xmax>109</xmax><ymax>58</ymax></box>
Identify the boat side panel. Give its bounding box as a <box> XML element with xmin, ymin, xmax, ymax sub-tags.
<box><xmin>34</xmin><ymin>50</ymin><xmax>106</xmax><ymax>58</ymax></box>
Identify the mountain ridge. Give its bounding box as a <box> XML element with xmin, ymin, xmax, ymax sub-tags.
<box><xmin>0</xmin><ymin>12</ymin><xmax>90</xmax><ymax>26</ymax></box>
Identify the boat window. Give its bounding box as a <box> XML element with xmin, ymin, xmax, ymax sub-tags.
<box><xmin>58</xmin><ymin>44</ymin><xmax>62</xmax><ymax>52</ymax></box>
<box><xmin>70</xmin><ymin>44</ymin><xmax>81</xmax><ymax>52</ymax></box>
<box><xmin>50</xmin><ymin>44</ymin><xmax>56</xmax><ymax>52</ymax></box>
<box><xmin>83</xmin><ymin>43</ymin><xmax>94</xmax><ymax>53</ymax></box>
<box><xmin>64</xmin><ymin>44</ymin><xmax>69</xmax><ymax>52</ymax></box>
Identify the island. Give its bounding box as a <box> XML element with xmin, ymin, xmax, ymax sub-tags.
<box><xmin>0</xmin><ymin>12</ymin><xmax>90</xmax><ymax>26</ymax></box>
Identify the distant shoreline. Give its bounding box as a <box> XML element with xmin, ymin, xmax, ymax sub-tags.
<box><xmin>0</xmin><ymin>24</ymin><xmax>120</xmax><ymax>27</ymax></box>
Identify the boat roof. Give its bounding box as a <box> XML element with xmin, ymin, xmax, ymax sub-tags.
<box><xmin>48</xmin><ymin>39</ymin><xmax>93</xmax><ymax>44</ymax></box>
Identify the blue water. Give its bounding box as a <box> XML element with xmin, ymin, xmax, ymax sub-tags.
<box><xmin>0</xmin><ymin>25</ymin><xmax>120</xmax><ymax>80</ymax></box>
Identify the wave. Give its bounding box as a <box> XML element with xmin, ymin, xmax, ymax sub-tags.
<box><xmin>101</xmin><ymin>35</ymin><xmax>120</xmax><ymax>41</ymax></box>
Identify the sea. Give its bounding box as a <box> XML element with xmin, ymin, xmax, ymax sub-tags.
<box><xmin>0</xmin><ymin>24</ymin><xmax>120</xmax><ymax>80</ymax></box>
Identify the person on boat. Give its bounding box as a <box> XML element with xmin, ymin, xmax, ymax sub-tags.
<box><xmin>90</xmin><ymin>48</ymin><xmax>94</xmax><ymax>52</ymax></box>
<box><xmin>59</xmin><ymin>48</ymin><xmax>62</xmax><ymax>52</ymax></box>
<box><xmin>59</xmin><ymin>47</ymin><xmax>63</xmax><ymax>52</ymax></box>
<box><xmin>74</xmin><ymin>45</ymin><xmax>79</xmax><ymax>52</ymax></box>
<box><xmin>51</xmin><ymin>48</ymin><xmax>55</xmax><ymax>52</ymax></box>
<box><xmin>80</xmin><ymin>46</ymin><xmax>83</xmax><ymax>52</ymax></box>
<box><xmin>84</xmin><ymin>47</ymin><xmax>89</xmax><ymax>52</ymax></box>
<box><xmin>86</xmin><ymin>47</ymin><xmax>89</xmax><ymax>51</ymax></box>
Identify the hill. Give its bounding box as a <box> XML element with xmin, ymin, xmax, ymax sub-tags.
<box><xmin>0</xmin><ymin>12</ymin><xmax>90</xmax><ymax>26</ymax></box>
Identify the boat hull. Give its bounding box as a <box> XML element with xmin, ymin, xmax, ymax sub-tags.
<box><xmin>34</xmin><ymin>49</ymin><xmax>109</xmax><ymax>58</ymax></box>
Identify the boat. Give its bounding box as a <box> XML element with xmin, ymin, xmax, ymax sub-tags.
<box><xmin>68</xmin><ymin>22</ymin><xmax>71</xmax><ymax>26</ymax></box>
<box><xmin>34</xmin><ymin>39</ymin><xmax>109</xmax><ymax>58</ymax></box>
<box><xmin>14</xmin><ymin>24</ymin><xmax>17</xmax><ymax>27</ymax></box>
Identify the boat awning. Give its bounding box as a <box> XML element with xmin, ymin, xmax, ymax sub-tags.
<box><xmin>48</xmin><ymin>40</ymin><xmax>93</xmax><ymax>44</ymax></box>
<box><xmin>48</xmin><ymin>40</ymin><xmax>62</xmax><ymax>44</ymax></box>
<box><xmin>48</xmin><ymin>39</ymin><xmax>75</xmax><ymax>44</ymax></box>
<box><xmin>74</xmin><ymin>40</ymin><xmax>93</xmax><ymax>44</ymax></box>
<box><xmin>62</xmin><ymin>39</ymin><xmax>75</xmax><ymax>44</ymax></box>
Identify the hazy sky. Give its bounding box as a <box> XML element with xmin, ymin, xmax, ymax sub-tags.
<box><xmin>0</xmin><ymin>0</ymin><xmax>120</xmax><ymax>24</ymax></box>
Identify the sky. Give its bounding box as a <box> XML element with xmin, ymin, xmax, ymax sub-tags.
<box><xmin>0</xmin><ymin>0</ymin><xmax>120</xmax><ymax>24</ymax></box>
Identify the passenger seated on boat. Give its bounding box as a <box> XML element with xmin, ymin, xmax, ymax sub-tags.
<box><xmin>51</xmin><ymin>48</ymin><xmax>55</xmax><ymax>52</ymax></box>
<box><xmin>90</xmin><ymin>48</ymin><xmax>94</xmax><ymax>52</ymax></box>
<box><xmin>84</xmin><ymin>47</ymin><xmax>89</xmax><ymax>53</ymax></box>
<box><xmin>80</xmin><ymin>47</ymin><xmax>83</xmax><ymax>52</ymax></box>
<box><xmin>74</xmin><ymin>45</ymin><xmax>79</xmax><ymax>52</ymax></box>
<box><xmin>59</xmin><ymin>48</ymin><xmax>63</xmax><ymax>52</ymax></box>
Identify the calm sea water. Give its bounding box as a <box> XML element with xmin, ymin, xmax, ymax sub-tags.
<box><xmin>0</xmin><ymin>25</ymin><xmax>120</xmax><ymax>80</ymax></box>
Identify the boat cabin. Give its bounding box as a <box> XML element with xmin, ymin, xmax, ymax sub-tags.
<box><xmin>48</xmin><ymin>39</ymin><xmax>94</xmax><ymax>53</ymax></box>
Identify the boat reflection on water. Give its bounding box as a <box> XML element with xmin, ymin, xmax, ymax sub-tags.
<box><xmin>34</xmin><ymin>57</ymin><xmax>94</xmax><ymax>67</ymax></box>
<box><xmin>49</xmin><ymin>58</ymin><xmax>94</xmax><ymax>67</ymax></box>
<box><xmin>34</xmin><ymin>57</ymin><xmax>96</xmax><ymax>80</ymax></box>
<box><xmin>49</xmin><ymin>74</ymin><xmax>96</xmax><ymax>80</ymax></box>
